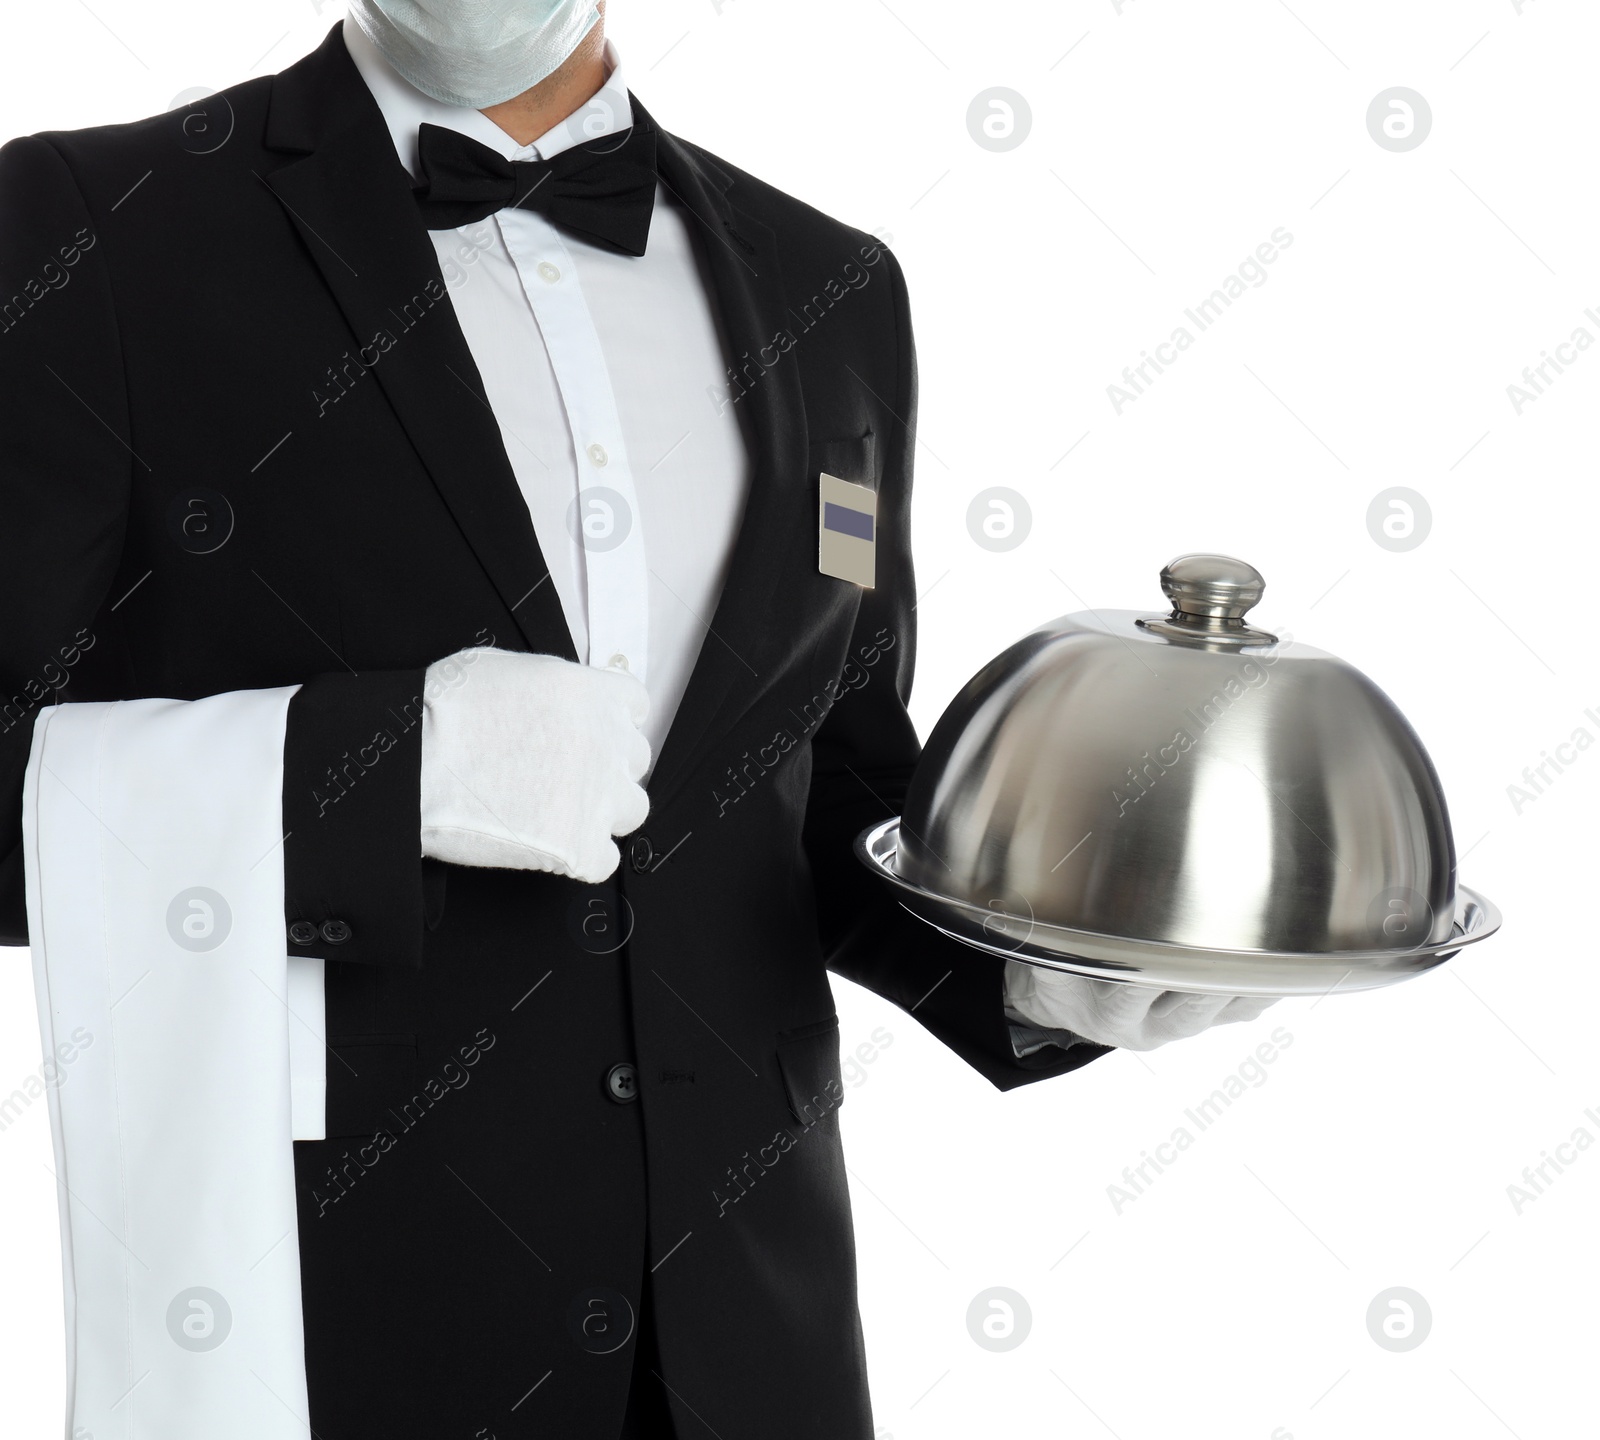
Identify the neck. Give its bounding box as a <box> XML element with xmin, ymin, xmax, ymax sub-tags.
<box><xmin>480</xmin><ymin>15</ymin><xmax>608</xmax><ymax>147</ymax></box>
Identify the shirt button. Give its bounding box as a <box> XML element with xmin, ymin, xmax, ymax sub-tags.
<box><xmin>536</xmin><ymin>261</ymin><xmax>560</xmax><ymax>283</ymax></box>
<box><xmin>320</xmin><ymin>919</ymin><xmax>352</xmax><ymax>946</ymax></box>
<box><xmin>287</xmin><ymin>920</ymin><xmax>318</xmax><ymax>946</ymax></box>
<box><xmin>605</xmin><ymin>1062</ymin><xmax>639</xmax><ymax>1104</ymax></box>
<box><xmin>607</xmin><ymin>652</ymin><xmax>629</xmax><ymax>672</ymax></box>
<box><xmin>628</xmin><ymin>835</ymin><xmax>653</xmax><ymax>873</ymax></box>
<box><xmin>587</xmin><ymin>442</ymin><xmax>608</xmax><ymax>467</ymax></box>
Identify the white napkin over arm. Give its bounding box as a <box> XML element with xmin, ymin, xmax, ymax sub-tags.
<box><xmin>24</xmin><ymin>690</ymin><xmax>316</xmax><ymax>1438</ymax></box>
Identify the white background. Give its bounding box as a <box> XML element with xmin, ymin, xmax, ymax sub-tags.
<box><xmin>2</xmin><ymin>1</ymin><xmax>1596</xmax><ymax>1437</ymax></box>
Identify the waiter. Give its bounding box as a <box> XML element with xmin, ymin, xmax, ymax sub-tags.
<box><xmin>0</xmin><ymin>3</ymin><xmax>1272</xmax><ymax>1434</ymax></box>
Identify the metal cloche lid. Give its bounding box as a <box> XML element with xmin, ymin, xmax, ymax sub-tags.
<box><xmin>857</xmin><ymin>554</ymin><xmax>1501</xmax><ymax>996</ymax></box>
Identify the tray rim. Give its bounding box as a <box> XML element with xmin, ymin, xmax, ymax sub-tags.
<box><xmin>854</xmin><ymin>817</ymin><xmax>1502</xmax><ymax>995</ymax></box>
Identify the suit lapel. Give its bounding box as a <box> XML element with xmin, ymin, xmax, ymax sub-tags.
<box><xmin>263</xmin><ymin>35</ymin><xmax>810</xmax><ymax>803</ymax></box>
<box><xmin>262</xmin><ymin>28</ymin><xmax>576</xmax><ymax>660</ymax></box>
<box><xmin>641</xmin><ymin>119</ymin><xmax>810</xmax><ymax>810</ymax></box>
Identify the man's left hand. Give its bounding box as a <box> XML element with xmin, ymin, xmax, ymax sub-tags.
<box><xmin>1004</xmin><ymin>961</ymin><xmax>1277</xmax><ymax>1052</ymax></box>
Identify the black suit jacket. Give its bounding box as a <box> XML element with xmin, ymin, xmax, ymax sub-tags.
<box><xmin>0</xmin><ymin>24</ymin><xmax>1106</xmax><ymax>1438</ymax></box>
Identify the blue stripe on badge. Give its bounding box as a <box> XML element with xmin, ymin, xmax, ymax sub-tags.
<box><xmin>823</xmin><ymin>501</ymin><xmax>874</xmax><ymax>542</ymax></box>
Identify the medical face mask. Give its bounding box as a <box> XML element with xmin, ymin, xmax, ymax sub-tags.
<box><xmin>347</xmin><ymin>0</ymin><xmax>603</xmax><ymax>108</ymax></box>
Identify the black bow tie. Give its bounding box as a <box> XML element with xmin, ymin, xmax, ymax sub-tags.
<box><xmin>412</xmin><ymin>115</ymin><xmax>658</xmax><ymax>256</ymax></box>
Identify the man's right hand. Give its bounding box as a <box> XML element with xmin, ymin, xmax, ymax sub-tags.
<box><xmin>419</xmin><ymin>647</ymin><xmax>651</xmax><ymax>882</ymax></box>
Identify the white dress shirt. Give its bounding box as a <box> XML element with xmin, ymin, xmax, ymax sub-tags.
<box><xmin>344</xmin><ymin>17</ymin><xmax>750</xmax><ymax>765</ymax></box>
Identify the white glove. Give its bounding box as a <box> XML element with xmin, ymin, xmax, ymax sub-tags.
<box><xmin>419</xmin><ymin>647</ymin><xmax>650</xmax><ymax>882</ymax></box>
<box><xmin>1004</xmin><ymin>960</ymin><xmax>1277</xmax><ymax>1052</ymax></box>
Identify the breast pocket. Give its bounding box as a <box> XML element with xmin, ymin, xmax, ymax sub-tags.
<box><xmin>811</xmin><ymin>428</ymin><xmax>876</xmax><ymax>488</ymax></box>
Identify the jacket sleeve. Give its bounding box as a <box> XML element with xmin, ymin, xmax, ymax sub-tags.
<box><xmin>0</xmin><ymin>134</ymin><xmax>429</xmax><ymax>966</ymax></box>
<box><xmin>802</xmin><ymin>248</ymin><xmax>1110</xmax><ymax>1090</ymax></box>
<box><xmin>0</xmin><ymin>134</ymin><xmax>132</xmax><ymax>942</ymax></box>
<box><xmin>278</xmin><ymin>668</ymin><xmax>431</xmax><ymax>967</ymax></box>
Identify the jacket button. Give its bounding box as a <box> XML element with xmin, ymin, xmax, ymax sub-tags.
<box><xmin>628</xmin><ymin>836</ymin><xmax>653</xmax><ymax>873</ymax></box>
<box><xmin>605</xmin><ymin>1062</ymin><xmax>639</xmax><ymax>1104</ymax></box>
<box><xmin>287</xmin><ymin>920</ymin><xmax>318</xmax><ymax>946</ymax></box>
<box><xmin>320</xmin><ymin>919</ymin><xmax>352</xmax><ymax>945</ymax></box>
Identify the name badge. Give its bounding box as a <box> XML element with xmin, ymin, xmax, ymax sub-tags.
<box><xmin>818</xmin><ymin>472</ymin><xmax>876</xmax><ymax>588</ymax></box>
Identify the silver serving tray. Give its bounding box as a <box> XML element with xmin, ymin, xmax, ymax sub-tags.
<box><xmin>855</xmin><ymin>818</ymin><xmax>1502</xmax><ymax>997</ymax></box>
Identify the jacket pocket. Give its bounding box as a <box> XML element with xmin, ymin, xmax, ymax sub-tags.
<box><xmin>811</xmin><ymin>428</ymin><xmax>876</xmax><ymax>488</ymax></box>
<box><xmin>324</xmin><ymin>1033</ymin><xmax>417</xmax><ymax>1138</ymax></box>
<box><xmin>776</xmin><ymin>1015</ymin><xmax>845</xmax><ymax>1128</ymax></box>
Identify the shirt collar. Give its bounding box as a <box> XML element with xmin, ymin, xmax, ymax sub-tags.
<box><xmin>342</xmin><ymin>11</ymin><xmax>634</xmax><ymax>181</ymax></box>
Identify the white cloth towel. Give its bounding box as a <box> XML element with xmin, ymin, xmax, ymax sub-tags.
<box><xmin>23</xmin><ymin>691</ymin><xmax>315</xmax><ymax>1439</ymax></box>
